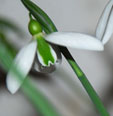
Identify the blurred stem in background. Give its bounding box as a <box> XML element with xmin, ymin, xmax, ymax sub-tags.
<box><xmin>21</xmin><ymin>0</ymin><xmax>109</xmax><ymax>116</ymax></box>
<box><xmin>0</xmin><ymin>33</ymin><xmax>16</xmax><ymax>58</ymax></box>
<box><xmin>0</xmin><ymin>18</ymin><xmax>60</xmax><ymax>116</ymax></box>
<box><xmin>0</xmin><ymin>18</ymin><xmax>21</xmax><ymax>58</ymax></box>
<box><xmin>0</xmin><ymin>18</ymin><xmax>18</xmax><ymax>83</ymax></box>
<box><xmin>0</xmin><ymin>18</ymin><xmax>24</xmax><ymax>38</ymax></box>
<box><xmin>0</xmin><ymin>17</ymin><xmax>27</xmax><ymax>59</ymax></box>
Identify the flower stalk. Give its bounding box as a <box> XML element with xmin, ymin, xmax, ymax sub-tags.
<box><xmin>21</xmin><ymin>0</ymin><xmax>110</xmax><ymax>115</ymax></box>
<box><xmin>60</xmin><ymin>47</ymin><xmax>109</xmax><ymax>116</ymax></box>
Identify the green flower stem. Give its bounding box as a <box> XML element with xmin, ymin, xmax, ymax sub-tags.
<box><xmin>0</xmin><ymin>36</ymin><xmax>60</xmax><ymax>116</ymax></box>
<box><xmin>60</xmin><ymin>47</ymin><xmax>109</xmax><ymax>116</ymax></box>
<box><xmin>21</xmin><ymin>0</ymin><xmax>110</xmax><ymax>115</ymax></box>
<box><xmin>22</xmin><ymin>79</ymin><xmax>60</xmax><ymax>116</ymax></box>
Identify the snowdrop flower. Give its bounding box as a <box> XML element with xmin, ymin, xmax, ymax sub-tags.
<box><xmin>7</xmin><ymin>0</ymin><xmax>113</xmax><ymax>94</ymax></box>
<box><xmin>6</xmin><ymin>17</ymin><xmax>61</xmax><ymax>94</ymax></box>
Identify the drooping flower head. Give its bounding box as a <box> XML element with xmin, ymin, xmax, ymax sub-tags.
<box><xmin>6</xmin><ymin>0</ymin><xmax>113</xmax><ymax>94</ymax></box>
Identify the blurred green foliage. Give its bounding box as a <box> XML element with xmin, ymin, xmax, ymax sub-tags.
<box><xmin>0</xmin><ymin>17</ymin><xmax>60</xmax><ymax>116</ymax></box>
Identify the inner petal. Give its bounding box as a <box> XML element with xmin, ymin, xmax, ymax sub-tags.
<box><xmin>35</xmin><ymin>34</ymin><xmax>57</xmax><ymax>67</ymax></box>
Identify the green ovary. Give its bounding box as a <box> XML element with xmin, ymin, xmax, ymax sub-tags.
<box><xmin>36</xmin><ymin>35</ymin><xmax>55</xmax><ymax>66</ymax></box>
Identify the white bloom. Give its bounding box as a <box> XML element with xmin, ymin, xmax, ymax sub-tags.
<box><xmin>7</xmin><ymin>34</ymin><xmax>61</xmax><ymax>94</ymax></box>
<box><xmin>7</xmin><ymin>0</ymin><xmax>113</xmax><ymax>94</ymax></box>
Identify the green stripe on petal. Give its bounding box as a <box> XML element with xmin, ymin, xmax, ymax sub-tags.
<box><xmin>34</xmin><ymin>33</ymin><xmax>57</xmax><ymax>66</ymax></box>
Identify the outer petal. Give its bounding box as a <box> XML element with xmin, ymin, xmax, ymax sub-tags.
<box><xmin>6</xmin><ymin>40</ymin><xmax>37</xmax><ymax>94</ymax></box>
<box><xmin>96</xmin><ymin>0</ymin><xmax>113</xmax><ymax>44</ymax></box>
<box><xmin>45</xmin><ymin>32</ymin><xmax>104</xmax><ymax>51</ymax></box>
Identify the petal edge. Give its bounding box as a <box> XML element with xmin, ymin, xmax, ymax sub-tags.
<box><xmin>45</xmin><ymin>32</ymin><xmax>104</xmax><ymax>51</ymax></box>
<box><xmin>6</xmin><ymin>40</ymin><xmax>37</xmax><ymax>94</ymax></box>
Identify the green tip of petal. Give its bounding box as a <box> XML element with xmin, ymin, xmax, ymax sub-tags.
<box><xmin>34</xmin><ymin>33</ymin><xmax>57</xmax><ymax>67</ymax></box>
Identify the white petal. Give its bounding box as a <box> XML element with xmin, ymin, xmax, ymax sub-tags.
<box><xmin>96</xmin><ymin>0</ymin><xmax>113</xmax><ymax>44</ymax></box>
<box><xmin>102</xmin><ymin>8</ymin><xmax>113</xmax><ymax>44</ymax></box>
<box><xmin>45</xmin><ymin>32</ymin><xmax>104</xmax><ymax>51</ymax></box>
<box><xmin>6</xmin><ymin>40</ymin><xmax>37</xmax><ymax>94</ymax></box>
